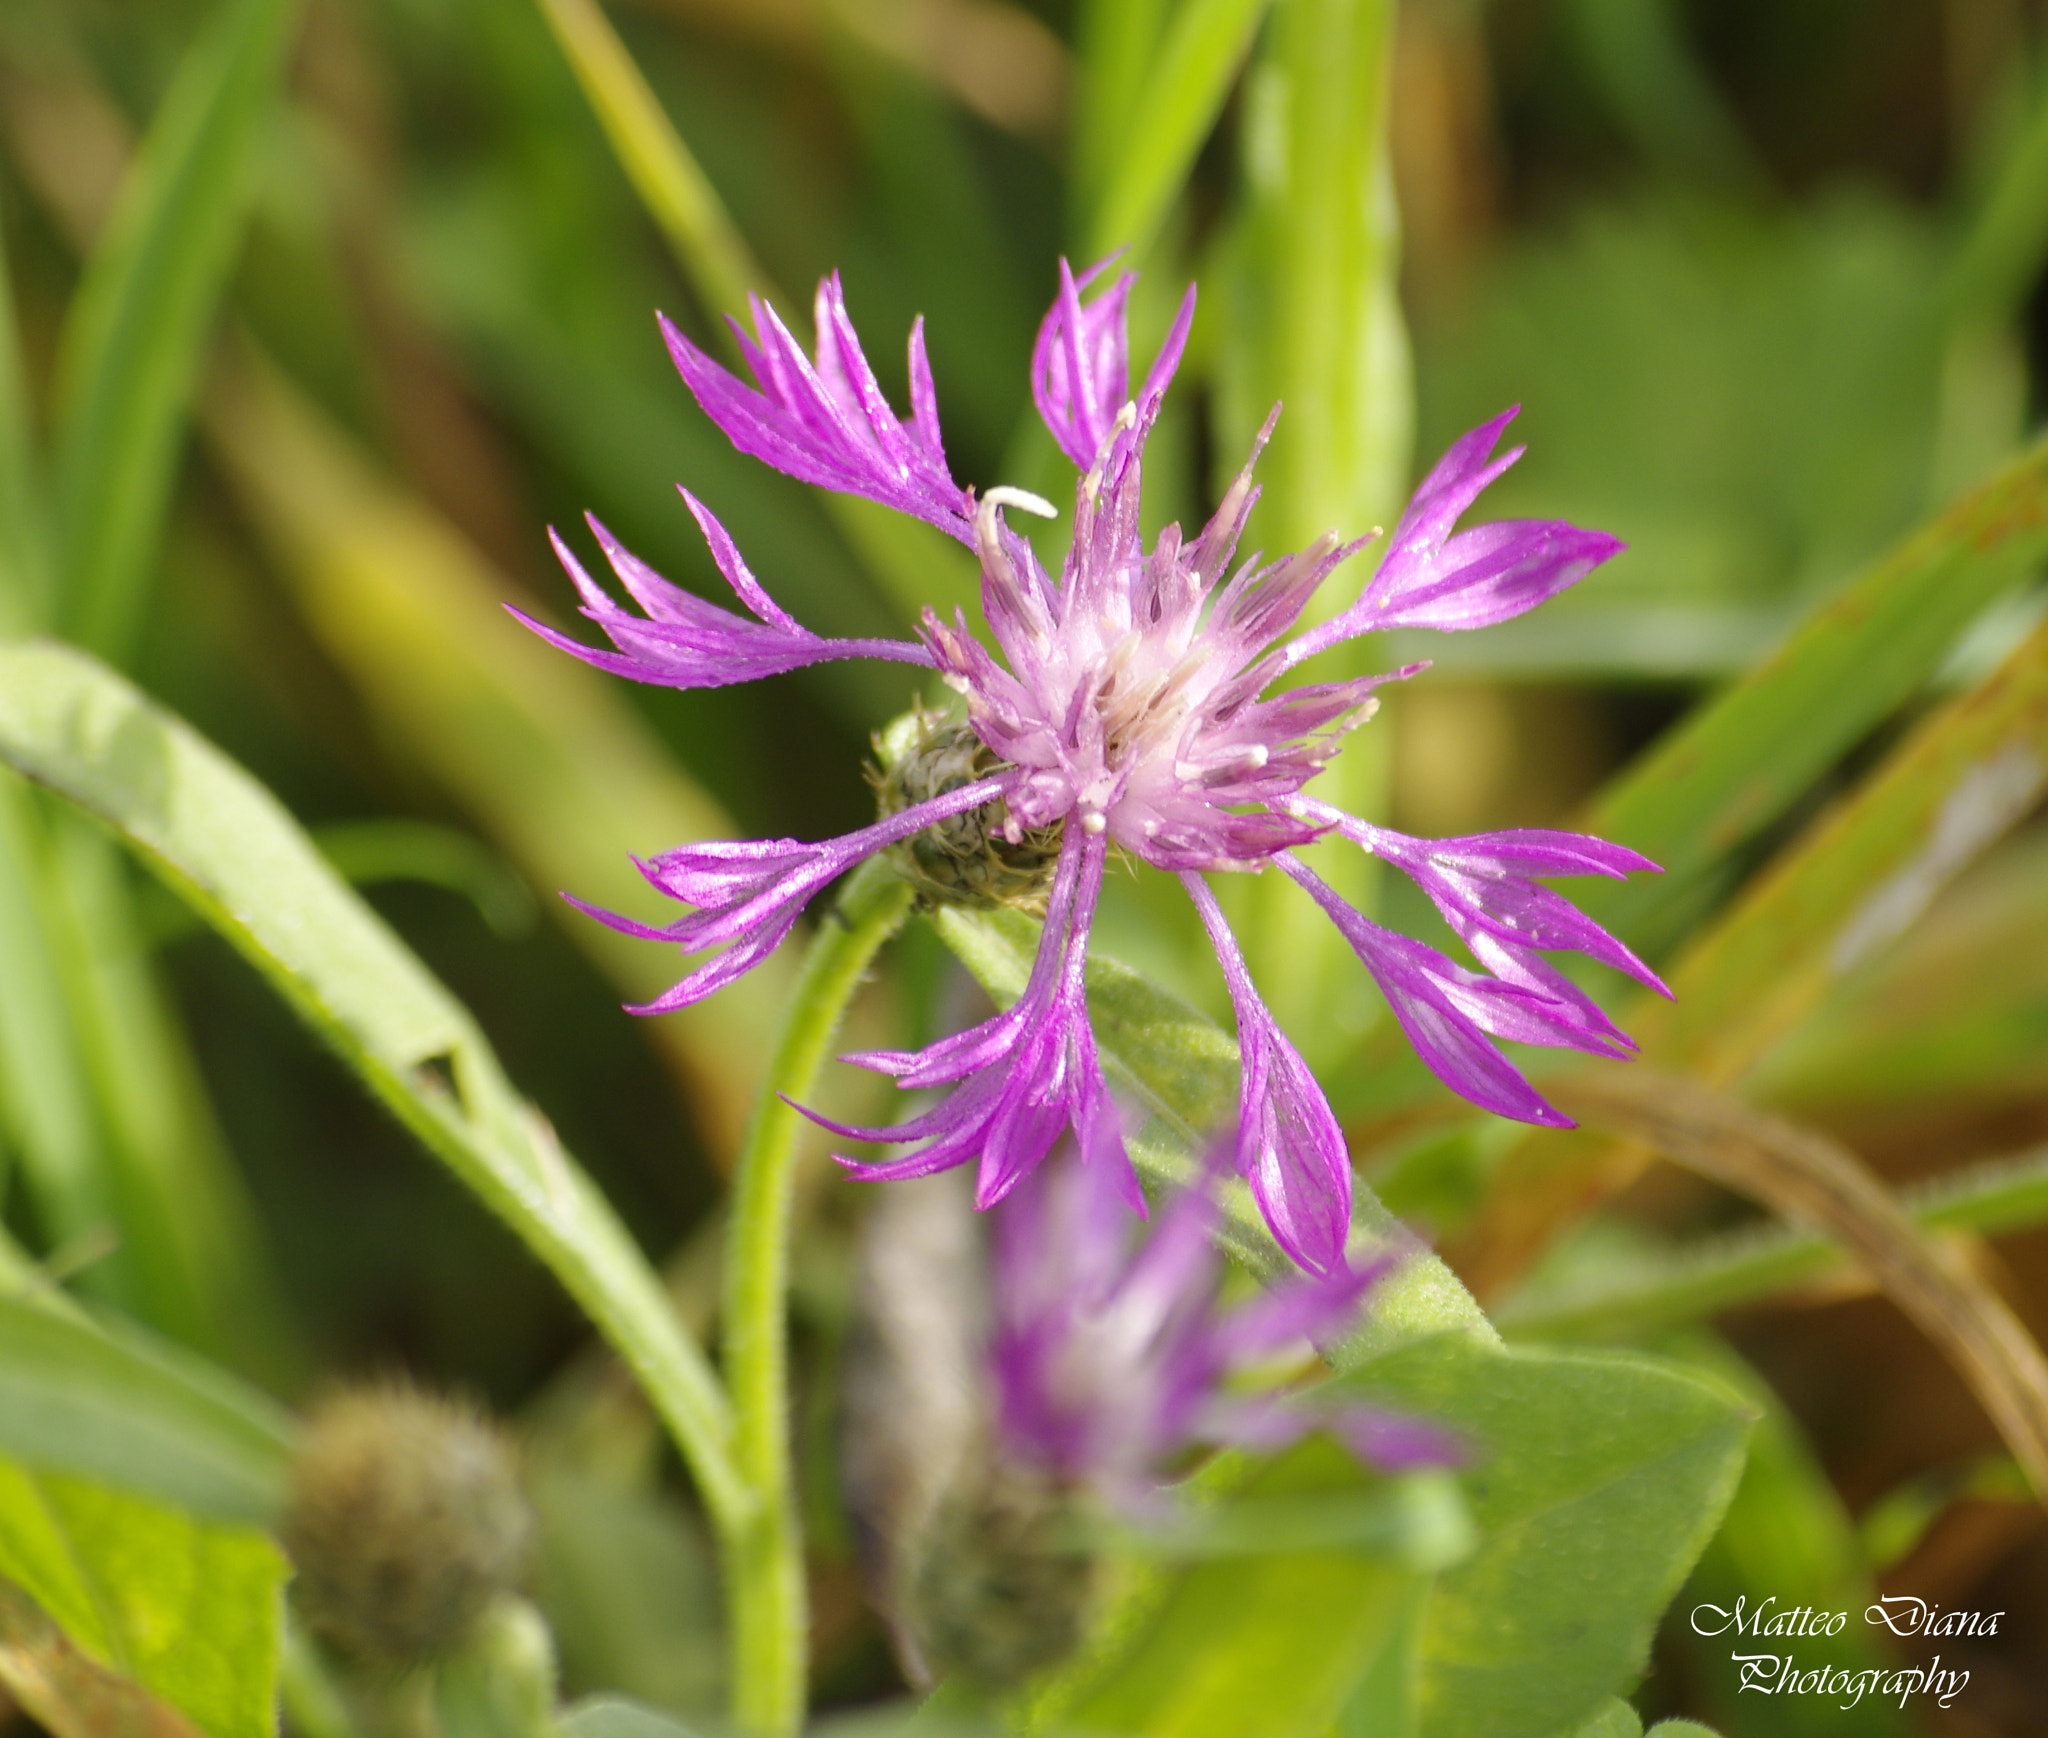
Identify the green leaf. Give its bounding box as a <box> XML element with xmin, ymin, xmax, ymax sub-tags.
<box><xmin>0</xmin><ymin>1460</ymin><xmax>286</xmax><ymax>1738</ymax></box>
<box><xmin>52</xmin><ymin>0</ymin><xmax>301</xmax><ymax>664</ymax></box>
<box><xmin>1346</xmin><ymin>1335</ymin><xmax>1750</xmax><ymax>1738</ymax></box>
<box><xmin>559</xmin><ymin>1698</ymin><xmax>709</xmax><ymax>1738</ymax></box>
<box><xmin>0</xmin><ymin>1294</ymin><xmax>293</xmax><ymax>1524</ymax></box>
<box><xmin>204</xmin><ymin>347</ymin><xmax>788</xmax><ymax>1160</ymax></box>
<box><xmin>1560</xmin><ymin>1701</ymin><xmax>1641</xmax><ymax>1738</ymax></box>
<box><xmin>0</xmin><ymin>640</ymin><xmax>747</xmax><ymax>1536</ymax></box>
<box><xmin>1039</xmin><ymin>1438</ymin><xmax>1435</xmax><ymax>1738</ymax></box>
<box><xmin>1659</xmin><ymin>1337</ymin><xmax>1903</xmax><ymax>1738</ymax></box>
<box><xmin>1081</xmin><ymin>0</ymin><xmax>1274</xmax><ymax>260</ymax></box>
<box><xmin>931</xmin><ymin>903</ymin><xmax>1492</xmax><ymax>1355</ymax></box>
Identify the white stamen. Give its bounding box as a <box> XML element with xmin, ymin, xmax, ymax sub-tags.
<box><xmin>1080</xmin><ymin>811</ymin><xmax>1107</xmax><ymax>835</ymax></box>
<box><xmin>982</xmin><ymin>485</ymin><xmax>1058</xmax><ymax>521</ymax></box>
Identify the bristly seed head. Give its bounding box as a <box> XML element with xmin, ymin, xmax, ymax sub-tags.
<box><xmin>872</xmin><ymin>709</ymin><xmax>1064</xmax><ymax>912</ymax></box>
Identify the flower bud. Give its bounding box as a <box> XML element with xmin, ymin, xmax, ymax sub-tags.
<box><xmin>282</xmin><ymin>1380</ymin><xmax>532</xmax><ymax>1666</ymax></box>
<box><xmin>871</xmin><ymin>711</ymin><xmax>1062</xmax><ymax>912</ymax></box>
<box><xmin>903</xmin><ymin>1462</ymin><xmax>1096</xmax><ymax>1689</ymax></box>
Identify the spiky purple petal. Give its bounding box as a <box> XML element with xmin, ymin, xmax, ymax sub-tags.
<box><xmin>1181</xmin><ymin>874</ymin><xmax>1354</xmax><ymax>1277</ymax></box>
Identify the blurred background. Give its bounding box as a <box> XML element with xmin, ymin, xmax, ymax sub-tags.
<box><xmin>4</xmin><ymin>0</ymin><xmax>2048</xmax><ymax>1730</ymax></box>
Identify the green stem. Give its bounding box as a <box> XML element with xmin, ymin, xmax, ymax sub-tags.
<box><xmin>721</xmin><ymin>858</ymin><xmax>915</xmax><ymax>1735</ymax></box>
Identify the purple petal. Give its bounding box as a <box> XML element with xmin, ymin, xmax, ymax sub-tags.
<box><xmin>572</xmin><ymin>775</ymin><xmax>1016</xmax><ymax>1013</ymax></box>
<box><xmin>1030</xmin><ymin>257</ymin><xmax>1196</xmax><ymax>469</ymax></box>
<box><xmin>517</xmin><ymin>513</ymin><xmax>932</xmax><ymax>691</ymax></box>
<box><xmin>825</xmin><ymin>831</ymin><xmax>1135</xmax><ymax>1208</ymax></box>
<box><xmin>1182</xmin><ymin>873</ymin><xmax>1354</xmax><ymax>1276</ymax></box>
<box><xmin>1281</xmin><ymin>854</ymin><xmax>1576</xmax><ymax>1127</ymax></box>
<box><xmin>1306</xmin><ymin>807</ymin><xmax>1669</xmax><ymax>999</ymax></box>
<box><xmin>1282</xmin><ymin>409</ymin><xmax>1622</xmax><ymax>660</ymax></box>
<box><xmin>660</xmin><ymin>295</ymin><xmax>974</xmax><ymax>544</ymax></box>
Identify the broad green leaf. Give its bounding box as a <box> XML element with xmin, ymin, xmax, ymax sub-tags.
<box><xmin>0</xmin><ymin>1294</ymin><xmax>293</xmax><ymax>1524</ymax></box>
<box><xmin>52</xmin><ymin>0</ymin><xmax>300</xmax><ymax>664</ymax></box>
<box><xmin>1347</xmin><ymin>1336</ymin><xmax>1750</xmax><ymax>1738</ymax></box>
<box><xmin>933</xmin><ymin>903</ymin><xmax>1492</xmax><ymax>1353</ymax></box>
<box><xmin>1574</xmin><ymin>431</ymin><xmax>2048</xmax><ymax>957</ymax></box>
<box><xmin>0</xmin><ymin>1460</ymin><xmax>285</xmax><ymax>1738</ymax></box>
<box><xmin>1036</xmin><ymin>1438</ymin><xmax>1435</xmax><ymax>1738</ymax></box>
<box><xmin>1561</xmin><ymin>1702</ymin><xmax>1640</xmax><ymax>1738</ymax></box>
<box><xmin>203</xmin><ymin>345</ymin><xmax>786</xmax><ymax>1158</ymax></box>
<box><xmin>1081</xmin><ymin>0</ymin><xmax>1274</xmax><ymax>260</ymax></box>
<box><xmin>0</xmin><ymin>640</ymin><xmax>747</xmax><ymax>1534</ymax></box>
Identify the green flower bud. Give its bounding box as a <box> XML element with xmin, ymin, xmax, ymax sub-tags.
<box><xmin>282</xmin><ymin>1381</ymin><xmax>532</xmax><ymax>1667</ymax></box>
<box><xmin>872</xmin><ymin>711</ymin><xmax>1063</xmax><ymax>912</ymax></box>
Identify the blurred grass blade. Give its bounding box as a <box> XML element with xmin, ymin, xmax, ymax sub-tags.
<box><xmin>1567</xmin><ymin>0</ymin><xmax>1771</xmax><ymax>193</ymax></box>
<box><xmin>1213</xmin><ymin>0</ymin><xmax>1407</xmax><ymax>1057</ymax></box>
<box><xmin>931</xmin><ymin>903</ymin><xmax>1493</xmax><ymax>1362</ymax></box>
<box><xmin>0</xmin><ymin>640</ymin><xmax>749</xmax><ymax>1534</ymax></box>
<box><xmin>0</xmin><ymin>785</ymin><xmax>107</xmax><ymax>1261</ymax></box>
<box><xmin>34</xmin><ymin>810</ymin><xmax>295</xmax><ymax>1374</ymax></box>
<box><xmin>50</xmin><ymin>0</ymin><xmax>300</xmax><ymax>665</ymax></box>
<box><xmin>313</xmin><ymin>820</ymin><xmax>538</xmax><ymax>938</ymax></box>
<box><xmin>0</xmin><ymin>1296</ymin><xmax>294</xmax><ymax>1523</ymax></box>
<box><xmin>1498</xmin><ymin>1142</ymin><xmax>2048</xmax><ymax>1342</ymax></box>
<box><xmin>1459</xmin><ymin>596</ymin><xmax>2048</xmax><ymax>1295</ymax></box>
<box><xmin>0</xmin><ymin>216</ymin><xmax>51</xmax><ymax>630</ymax></box>
<box><xmin>1073</xmin><ymin>0</ymin><xmax>1172</xmax><ymax>218</ymax></box>
<box><xmin>1574</xmin><ymin>435</ymin><xmax>2048</xmax><ymax>957</ymax></box>
<box><xmin>202</xmin><ymin>342</ymin><xmax>785</xmax><ymax>1157</ymax></box>
<box><xmin>1080</xmin><ymin>0</ymin><xmax>1274</xmax><ymax>260</ymax></box>
<box><xmin>531</xmin><ymin>0</ymin><xmax>768</xmax><ymax>322</ymax></box>
<box><xmin>1943</xmin><ymin>58</ymin><xmax>2048</xmax><ymax>327</ymax></box>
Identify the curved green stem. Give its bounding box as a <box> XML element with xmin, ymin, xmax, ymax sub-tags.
<box><xmin>721</xmin><ymin>858</ymin><xmax>915</xmax><ymax>1735</ymax></box>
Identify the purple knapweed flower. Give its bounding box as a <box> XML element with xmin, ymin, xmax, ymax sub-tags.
<box><xmin>990</xmin><ymin>1147</ymin><xmax>1454</xmax><ymax>1510</ymax></box>
<box><xmin>520</xmin><ymin>258</ymin><xmax>1665</xmax><ymax>1274</ymax></box>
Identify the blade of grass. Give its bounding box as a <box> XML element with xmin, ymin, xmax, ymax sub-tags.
<box><xmin>51</xmin><ymin>0</ymin><xmax>299</xmax><ymax>665</ymax></box>
<box><xmin>1072</xmin><ymin>0</ymin><xmax>1173</xmax><ymax>223</ymax></box>
<box><xmin>0</xmin><ymin>639</ymin><xmax>749</xmax><ymax>1535</ymax></box>
<box><xmin>529</xmin><ymin>0</ymin><xmax>767</xmax><ymax>327</ymax></box>
<box><xmin>201</xmin><ymin>340</ymin><xmax>786</xmax><ymax>1158</ymax></box>
<box><xmin>0</xmin><ymin>784</ymin><xmax>108</xmax><ymax>1267</ymax></box>
<box><xmin>1546</xmin><ymin>1069</ymin><xmax>2048</xmax><ymax>1502</ymax></box>
<box><xmin>1213</xmin><ymin>0</ymin><xmax>1407</xmax><ymax>1059</ymax></box>
<box><xmin>0</xmin><ymin>214</ymin><xmax>50</xmax><ymax>630</ymax></box>
<box><xmin>1571</xmin><ymin>434</ymin><xmax>2048</xmax><ymax>959</ymax></box>
<box><xmin>1497</xmin><ymin>1141</ymin><xmax>2048</xmax><ymax>1342</ymax></box>
<box><xmin>33</xmin><ymin>809</ymin><xmax>295</xmax><ymax>1375</ymax></box>
<box><xmin>1080</xmin><ymin>0</ymin><xmax>1275</xmax><ymax>260</ymax></box>
<box><xmin>1457</xmin><ymin>576</ymin><xmax>2048</xmax><ymax>1296</ymax></box>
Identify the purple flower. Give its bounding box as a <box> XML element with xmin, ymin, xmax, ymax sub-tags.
<box><xmin>524</xmin><ymin>259</ymin><xmax>1662</xmax><ymax>1272</ymax></box>
<box><xmin>989</xmin><ymin>1149</ymin><xmax>1454</xmax><ymax>1507</ymax></box>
